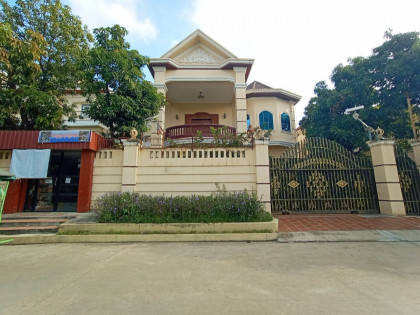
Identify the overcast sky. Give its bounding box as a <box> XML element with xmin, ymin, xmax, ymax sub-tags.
<box><xmin>66</xmin><ymin>0</ymin><xmax>420</xmax><ymax>123</ymax></box>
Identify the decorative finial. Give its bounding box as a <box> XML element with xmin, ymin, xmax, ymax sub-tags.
<box><xmin>376</xmin><ymin>127</ymin><xmax>384</xmax><ymax>138</ymax></box>
<box><xmin>130</xmin><ymin>128</ymin><xmax>138</xmax><ymax>140</ymax></box>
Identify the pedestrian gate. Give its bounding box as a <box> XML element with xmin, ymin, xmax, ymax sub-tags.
<box><xmin>270</xmin><ymin>137</ymin><xmax>379</xmax><ymax>214</ymax></box>
<box><xmin>395</xmin><ymin>145</ymin><xmax>420</xmax><ymax>215</ymax></box>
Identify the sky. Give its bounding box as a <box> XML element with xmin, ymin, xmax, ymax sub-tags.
<box><xmin>62</xmin><ymin>0</ymin><xmax>418</xmax><ymax>123</ymax></box>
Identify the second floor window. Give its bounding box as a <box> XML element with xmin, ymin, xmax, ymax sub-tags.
<box><xmin>81</xmin><ymin>104</ymin><xmax>91</xmax><ymax>119</ymax></box>
<box><xmin>259</xmin><ymin>111</ymin><xmax>273</xmax><ymax>130</ymax></box>
<box><xmin>281</xmin><ymin>113</ymin><xmax>291</xmax><ymax>132</ymax></box>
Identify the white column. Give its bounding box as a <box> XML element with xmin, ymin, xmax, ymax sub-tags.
<box><xmin>151</xmin><ymin>66</ymin><xmax>167</xmax><ymax>148</ymax></box>
<box><xmin>410</xmin><ymin>140</ymin><xmax>420</xmax><ymax>173</ymax></box>
<box><xmin>234</xmin><ymin>67</ymin><xmax>247</xmax><ymax>134</ymax></box>
<box><xmin>368</xmin><ymin>140</ymin><xmax>405</xmax><ymax>216</ymax></box>
<box><xmin>121</xmin><ymin>140</ymin><xmax>140</xmax><ymax>192</ymax></box>
<box><xmin>255</xmin><ymin>139</ymin><xmax>271</xmax><ymax>212</ymax></box>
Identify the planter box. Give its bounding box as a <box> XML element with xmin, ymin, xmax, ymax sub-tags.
<box><xmin>59</xmin><ymin>218</ymin><xmax>278</xmax><ymax>234</ymax></box>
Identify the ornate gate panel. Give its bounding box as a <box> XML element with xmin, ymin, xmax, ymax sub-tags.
<box><xmin>270</xmin><ymin>138</ymin><xmax>379</xmax><ymax>214</ymax></box>
<box><xmin>395</xmin><ymin>146</ymin><xmax>420</xmax><ymax>215</ymax></box>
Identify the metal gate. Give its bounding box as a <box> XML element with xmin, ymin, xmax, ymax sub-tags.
<box><xmin>270</xmin><ymin>137</ymin><xmax>379</xmax><ymax>214</ymax></box>
<box><xmin>395</xmin><ymin>145</ymin><xmax>420</xmax><ymax>215</ymax></box>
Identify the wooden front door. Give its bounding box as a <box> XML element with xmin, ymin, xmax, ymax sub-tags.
<box><xmin>185</xmin><ymin>112</ymin><xmax>219</xmax><ymax>125</ymax></box>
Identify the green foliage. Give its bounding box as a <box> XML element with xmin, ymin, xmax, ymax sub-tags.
<box><xmin>0</xmin><ymin>0</ymin><xmax>91</xmax><ymax>130</ymax></box>
<box><xmin>94</xmin><ymin>190</ymin><xmax>272</xmax><ymax>223</ymax></box>
<box><xmin>82</xmin><ymin>25</ymin><xmax>165</xmax><ymax>137</ymax></box>
<box><xmin>300</xmin><ymin>31</ymin><xmax>420</xmax><ymax>151</ymax></box>
<box><xmin>210</xmin><ymin>126</ymin><xmax>248</xmax><ymax>147</ymax></box>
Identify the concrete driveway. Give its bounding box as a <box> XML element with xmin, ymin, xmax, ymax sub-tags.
<box><xmin>1</xmin><ymin>241</ymin><xmax>420</xmax><ymax>314</ymax></box>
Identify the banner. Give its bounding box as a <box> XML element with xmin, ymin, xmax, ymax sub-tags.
<box><xmin>38</xmin><ymin>130</ymin><xmax>91</xmax><ymax>143</ymax></box>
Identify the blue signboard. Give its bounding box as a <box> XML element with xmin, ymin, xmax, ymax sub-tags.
<box><xmin>38</xmin><ymin>130</ymin><xmax>91</xmax><ymax>143</ymax></box>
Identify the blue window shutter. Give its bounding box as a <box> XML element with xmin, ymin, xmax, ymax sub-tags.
<box><xmin>281</xmin><ymin>113</ymin><xmax>291</xmax><ymax>132</ymax></box>
<box><xmin>259</xmin><ymin>111</ymin><xmax>273</xmax><ymax>130</ymax></box>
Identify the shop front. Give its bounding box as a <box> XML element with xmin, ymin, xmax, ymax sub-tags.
<box><xmin>0</xmin><ymin>130</ymin><xmax>112</xmax><ymax>213</ymax></box>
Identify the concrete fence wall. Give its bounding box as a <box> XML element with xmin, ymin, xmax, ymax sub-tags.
<box><xmin>91</xmin><ymin>146</ymin><xmax>260</xmax><ymax>206</ymax></box>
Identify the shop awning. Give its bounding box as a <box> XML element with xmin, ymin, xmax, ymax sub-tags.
<box><xmin>9</xmin><ymin>149</ymin><xmax>51</xmax><ymax>178</ymax></box>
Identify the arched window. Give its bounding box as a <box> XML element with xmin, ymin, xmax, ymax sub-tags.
<box><xmin>259</xmin><ymin>111</ymin><xmax>273</xmax><ymax>130</ymax></box>
<box><xmin>247</xmin><ymin>114</ymin><xmax>250</xmax><ymax>129</ymax></box>
<box><xmin>281</xmin><ymin>113</ymin><xmax>291</xmax><ymax>132</ymax></box>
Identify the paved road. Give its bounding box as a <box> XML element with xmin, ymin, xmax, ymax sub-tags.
<box><xmin>1</xmin><ymin>241</ymin><xmax>420</xmax><ymax>314</ymax></box>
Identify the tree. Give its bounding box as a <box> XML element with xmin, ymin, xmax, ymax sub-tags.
<box><xmin>300</xmin><ymin>31</ymin><xmax>420</xmax><ymax>151</ymax></box>
<box><xmin>0</xmin><ymin>0</ymin><xmax>91</xmax><ymax>130</ymax></box>
<box><xmin>82</xmin><ymin>25</ymin><xmax>165</xmax><ymax>137</ymax></box>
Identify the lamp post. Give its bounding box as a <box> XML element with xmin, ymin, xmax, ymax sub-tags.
<box><xmin>344</xmin><ymin>105</ymin><xmax>384</xmax><ymax>141</ymax></box>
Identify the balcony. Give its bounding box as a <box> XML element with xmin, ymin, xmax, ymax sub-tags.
<box><xmin>165</xmin><ymin>124</ymin><xmax>236</xmax><ymax>139</ymax></box>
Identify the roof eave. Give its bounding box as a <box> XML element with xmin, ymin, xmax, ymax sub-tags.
<box><xmin>246</xmin><ymin>89</ymin><xmax>301</xmax><ymax>103</ymax></box>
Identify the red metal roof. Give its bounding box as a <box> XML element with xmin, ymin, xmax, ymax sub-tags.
<box><xmin>0</xmin><ymin>130</ymin><xmax>114</xmax><ymax>151</ymax></box>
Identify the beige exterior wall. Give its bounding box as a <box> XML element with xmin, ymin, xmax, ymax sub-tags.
<box><xmin>91</xmin><ymin>147</ymin><xmax>258</xmax><ymax>205</ymax></box>
<box><xmin>64</xmin><ymin>94</ymin><xmax>108</xmax><ymax>133</ymax></box>
<box><xmin>91</xmin><ymin>150</ymin><xmax>123</xmax><ymax>203</ymax></box>
<box><xmin>246</xmin><ymin>97</ymin><xmax>295</xmax><ymax>144</ymax></box>
<box><xmin>0</xmin><ymin>150</ymin><xmax>12</xmax><ymax>191</ymax></box>
<box><xmin>268</xmin><ymin>146</ymin><xmax>288</xmax><ymax>157</ymax></box>
<box><xmin>165</xmin><ymin>69</ymin><xmax>235</xmax><ymax>80</ymax></box>
<box><xmin>165</xmin><ymin>102</ymin><xmax>234</xmax><ymax>128</ymax></box>
<box><xmin>137</xmin><ymin>148</ymin><xmax>256</xmax><ymax>196</ymax></box>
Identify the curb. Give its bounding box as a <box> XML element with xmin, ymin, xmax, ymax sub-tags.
<box><xmin>277</xmin><ymin>230</ymin><xmax>420</xmax><ymax>243</ymax></box>
<box><xmin>0</xmin><ymin>232</ymin><xmax>278</xmax><ymax>245</ymax></box>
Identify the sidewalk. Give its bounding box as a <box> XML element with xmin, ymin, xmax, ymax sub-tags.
<box><xmin>274</xmin><ymin>214</ymin><xmax>420</xmax><ymax>243</ymax></box>
<box><xmin>274</xmin><ymin>214</ymin><xmax>420</xmax><ymax>232</ymax></box>
<box><xmin>2</xmin><ymin>212</ymin><xmax>420</xmax><ymax>244</ymax></box>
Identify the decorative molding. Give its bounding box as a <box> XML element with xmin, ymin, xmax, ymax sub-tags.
<box><xmin>165</xmin><ymin>77</ymin><xmax>235</xmax><ymax>83</ymax></box>
<box><xmin>177</xmin><ymin>47</ymin><xmax>223</xmax><ymax>65</ymax></box>
<box><xmin>367</xmin><ymin>140</ymin><xmax>395</xmax><ymax>147</ymax></box>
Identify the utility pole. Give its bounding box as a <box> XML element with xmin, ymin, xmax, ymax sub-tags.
<box><xmin>406</xmin><ymin>92</ymin><xmax>418</xmax><ymax>140</ymax></box>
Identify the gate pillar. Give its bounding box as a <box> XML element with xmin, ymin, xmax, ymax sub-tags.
<box><xmin>255</xmin><ymin>139</ymin><xmax>271</xmax><ymax>213</ymax></box>
<box><xmin>410</xmin><ymin>140</ymin><xmax>420</xmax><ymax>173</ymax></box>
<box><xmin>121</xmin><ymin>139</ymin><xmax>140</xmax><ymax>192</ymax></box>
<box><xmin>368</xmin><ymin>140</ymin><xmax>405</xmax><ymax>216</ymax></box>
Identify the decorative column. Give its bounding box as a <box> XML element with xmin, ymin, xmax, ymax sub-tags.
<box><xmin>255</xmin><ymin>139</ymin><xmax>271</xmax><ymax>212</ymax></box>
<box><xmin>151</xmin><ymin>66</ymin><xmax>167</xmax><ymax>148</ymax></box>
<box><xmin>410</xmin><ymin>140</ymin><xmax>420</xmax><ymax>172</ymax></box>
<box><xmin>234</xmin><ymin>67</ymin><xmax>248</xmax><ymax>134</ymax></box>
<box><xmin>368</xmin><ymin>140</ymin><xmax>405</xmax><ymax>216</ymax></box>
<box><xmin>121</xmin><ymin>140</ymin><xmax>140</xmax><ymax>192</ymax></box>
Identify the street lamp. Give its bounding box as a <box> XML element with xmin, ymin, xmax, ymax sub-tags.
<box><xmin>345</xmin><ymin>106</ymin><xmax>384</xmax><ymax>141</ymax></box>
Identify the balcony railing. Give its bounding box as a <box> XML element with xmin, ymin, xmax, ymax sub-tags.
<box><xmin>165</xmin><ymin>124</ymin><xmax>236</xmax><ymax>139</ymax></box>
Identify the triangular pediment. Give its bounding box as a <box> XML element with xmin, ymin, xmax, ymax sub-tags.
<box><xmin>162</xmin><ymin>29</ymin><xmax>236</xmax><ymax>65</ymax></box>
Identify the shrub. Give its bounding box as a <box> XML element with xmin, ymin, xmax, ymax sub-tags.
<box><xmin>94</xmin><ymin>190</ymin><xmax>272</xmax><ymax>223</ymax></box>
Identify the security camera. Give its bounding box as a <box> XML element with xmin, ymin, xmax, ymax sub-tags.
<box><xmin>344</xmin><ymin>105</ymin><xmax>364</xmax><ymax>115</ymax></box>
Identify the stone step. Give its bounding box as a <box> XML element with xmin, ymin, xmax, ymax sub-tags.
<box><xmin>0</xmin><ymin>219</ymin><xmax>68</xmax><ymax>228</ymax></box>
<box><xmin>0</xmin><ymin>226</ymin><xmax>59</xmax><ymax>235</ymax></box>
<box><xmin>3</xmin><ymin>214</ymin><xmax>77</xmax><ymax>221</ymax></box>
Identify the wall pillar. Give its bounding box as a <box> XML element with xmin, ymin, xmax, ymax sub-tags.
<box><xmin>255</xmin><ymin>139</ymin><xmax>271</xmax><ymax>212</ymax></box>
<box><xmin>151</xmin><ymin>66</ymin><xmax>167</xmax><ymax>148</ymax></box>
<box><xmin>3</xmin><ymin>179</ymin><xmax>27</xmax><ymax>214</ymax></box>
<box><xmin>234</xmin><ymin>67</ymin><xmax>248</xmax><ymax>134</ymax></box>
<box><xmin>121</xmin><ymin>140</ymin><xmax>140</xmax><ymax>192</ymax></box>
<box><xmin>410</xmin><ymin>140</ymin><xmax>420</xmax><ymax>172</ymax></box>
<box><xmin>77</xmin><ymin>150</ymin><xmax>95</xmax><ymax>212</ymax></box>
<box><xmin>368</xmin><ymin>140</ymin><xmax>405</xmax><ymax>216</ymax></box>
